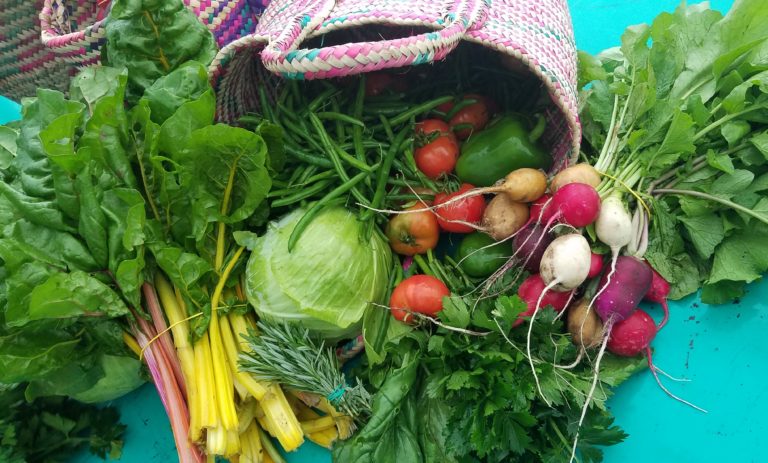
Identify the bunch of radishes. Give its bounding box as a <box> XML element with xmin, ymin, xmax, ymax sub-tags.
<box><xmin>423</xmin><ymin>163</ymin><xmax>703</xmax><ymax>461</ymax></box>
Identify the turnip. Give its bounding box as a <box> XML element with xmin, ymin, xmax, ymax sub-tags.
<box><xmin>644</xmin><ymin>264</ymin><xmax>671</xmax><ymax>331</ymax></box>
<box><xmin>526</xmin><ymin>234</ymin><xmax>590</xmax><ymax>403</ymax></box>
<box><xmin>429</xmin><ymin>168</ymin><xmax>548</xmax><ymax>206</ymax></box>
<box><xmin>549</xmin><ymin>163</ymin><xmax>601</xmax><ymax>193</ymax></box>
<box><xmin>609</xmin><ymin>309</ymin><xmax>707</xmax><ymax>413</ymax></box>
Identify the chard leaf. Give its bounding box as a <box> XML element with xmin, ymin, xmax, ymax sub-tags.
<box><xmin>0</xmin><ymin>126</ymin><xmax>18</xmax><ymax>169</ymax></box>
<box><xmin>104</xmin><ymin>0</ymin><xmax>217</xmax><ymax>103</ymax></box>
<box><xmin>150</xmin><ymin>244</ymin><xmax>212</xmax><ymax>312</ymax></box>
<box><xmin>0</xmin><ymin>182</ymin><xmax>74</xmax><ymax>233</ymax></box>
<box><xmin>0</xmin><ymin>322</ymin><xmax>80</xmax><ymax>382</ymax></box>
<box><xmin>69</xmin><ymin>67</ymin><xmax>130</xmax><ymax>109</ymax></box>
<box><xmin>157</xmin><ymin>89</ymin><xmax>215</xmax><ymax>157</ymax></box>
<box><xmin>28</xmin><ymin>271</ymin><xmax>128</xmax><ymax>320</ymax></box>
<box><xmin>2</xmin><ymin>260</ymin><xmax>54</xmax><ymax>326</ymax></box>
<box><xmin>178</xmin><ymin>125</ymin><xmax>271</xmax><ymax>242</ymax></box>
<box><xmin>9</xmin><ymin>220</ymin><xmax>98</xmax><ymax>272</ymax></box>
<box><xmin>142</xmin><ymin>61</ymin><xmax>211</xmax><ymax>124</ymax></box>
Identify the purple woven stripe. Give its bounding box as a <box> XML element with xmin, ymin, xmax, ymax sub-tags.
<box><xmin>216</xmin><ymin>2</ymin><xmax>261</xmax><ymax>47</ymax></box>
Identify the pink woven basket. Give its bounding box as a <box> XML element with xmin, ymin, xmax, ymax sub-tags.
<box><xmin>210</xmin><ymin>0</ymin><xmax>581</xmax><ymax>166</ymax></box>
<box><xmin>0</xmin><ymin>0</ymin><xmax>271</xmax><ymax>99</ymax></box>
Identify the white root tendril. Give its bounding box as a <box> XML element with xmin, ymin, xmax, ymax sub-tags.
<box><xmin>552</xmin><ymin>290</ymin><xmax>576</xmax><ymax>323</ymax></box>
<box><xmin>554</xmin><ymin>348</ymin><xmax>584</xmax><ymax>370</ymax></box>
<box><xmin>569</xmin><ymin>322</ymin><xmax>612</xmax><ymax>463</ymax></box>
<box><xmin>652</xmin><ymin>365</ymin><xmax>691</xmax><ymax>382</ymax></box>
<box><xmin>646</xmin><ymin>347</ymin><xmax>708</xmax><ymax>413</ymax></box>
<box><xmin>527</xmin><ymin>279</ymin><xmax>560</xmax><ymax>407</ymax></box>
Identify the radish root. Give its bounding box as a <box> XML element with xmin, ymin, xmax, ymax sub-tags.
<box><xmin>527</xmin><ymin>279</ymin><xmax>560</xmax><ymax>406</ymax></box>
<box><xmin>569</xmin><ymin>321</ymin><xmax>612</xmax><ymax>463</ymax></box>
<box><xmin>646</xmin><ymin>347</ymin><xmax>707</xmax><ymax>413</ymax></box>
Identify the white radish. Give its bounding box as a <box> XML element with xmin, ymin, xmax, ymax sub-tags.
<box><xmin>527</xmin><ymin>233</ymin><xmax>592</xmax><ymax>404</ymax></box>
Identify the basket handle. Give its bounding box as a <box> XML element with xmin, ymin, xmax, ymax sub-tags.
<box><xmin>260</xmin><ymin>0</ymin><xmax>486</xmax><ymax>79</ymax></box>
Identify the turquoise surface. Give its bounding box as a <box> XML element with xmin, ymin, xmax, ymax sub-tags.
<box><xmin>5</xmin><ymin>0</ymin><xmax>767</xmax><ymax>461</ymax></box>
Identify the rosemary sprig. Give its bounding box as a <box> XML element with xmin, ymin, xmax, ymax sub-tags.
<box><xmin>239</xmin><ymin>321</ymin><xmax>371</xmax><ymax>421</ymax></box>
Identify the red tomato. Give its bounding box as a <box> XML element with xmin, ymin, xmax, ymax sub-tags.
<box><xmin>414</xmin><ymin>119</ymin><xmax>459</xmax><ymax>179</ymax></box>
<box><xmin>390</xmin><ymin>275</ymin><xmax>450</xmax><ymax>323</ymax></box>
<box><xmin>386</xmin><ymin>204</ymin><xmax>440</xmax><ymax>256</ymax></box>
<box><xmin>449</xmin><ymin>94</ymin><xmax>491</xmax><ymax>140</ymax></box>
<box><xmin>433</xmin><ymin>183</ymin><xmax>486</xmax><ymax>233</ymax></box>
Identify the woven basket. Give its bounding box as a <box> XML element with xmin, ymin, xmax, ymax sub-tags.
<box><xmin>210</xmin><ymin>0</ymin><xmax>581</xmax><ymax>167</ymax></box>
<box><xmin>0</xmin><ymin>0</ymin><xmax>71</xmax><ymax>97</ymax></box>
<box><xmin>0</xmin><ymin>0</ymin><xmax>271</xmax><ymax>99</ymax></box>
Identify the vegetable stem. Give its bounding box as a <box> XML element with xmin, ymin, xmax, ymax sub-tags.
<box><xmin>693</xmin><ymin>105</ymin><xmax>767</xmax><ymax>142</ymax></box>
<box><xmin>653</xmin><ymin>188</ymin><xmax>768</xmax><ymax>225</ymax></box>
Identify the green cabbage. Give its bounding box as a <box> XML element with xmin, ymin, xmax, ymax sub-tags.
<box><xmin>245</xmin><ymin>207</ymin><xmax>392</xmax><ymax>339</ymax></box>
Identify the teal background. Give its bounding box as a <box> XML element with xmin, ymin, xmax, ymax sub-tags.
<box><xmin>4</xmin><ymin>0</ymin><xmax>766</xmax><ymax>461</ymax></box>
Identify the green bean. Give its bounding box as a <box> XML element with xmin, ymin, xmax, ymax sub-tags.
<box><xmin>338</xmin><ymin>140</ymin><xmax>388</xmax><ymax>152</ymax></box>
<box><xmin>258</xmin><ymin>85</ymin><xmax>275</xmax><ymax>122</ymax></box>
<box><xmin>361</xmin><ymin>127</ymin><xmax>410</xmax><ymax>223</ymax></box>
<box><xmin>271</xmin><ymin>179</ymin><xmax>334</xmax><ymax>208</ymax></box>
<box><xmin>302</xmin><ymin>169</ymin><xmax>337</xmax><ymax>185</ymax></box>
<box><xmin>287</xmin><ymin>172</ymin><xmax>369</xmax><ymax>251</ymax></box>
<box><xmin>267</xmin><ymin>170</ymin><xmax>334</xmax><ymax>197</ymax></box>
<box><xmin>308</xmin><ymin>88</ymin><xmax>340</xmax><ymax>112</ymax></box>
<box><xmin>412</xmin><ymin>254</ymin><xmax>435</xmax><ymax>277</ymax></box>
<box><xmin>308</xmin><ymin>113</ymin><xmax>370</xmax><ymax>205</ymax></box>
<box><xmin>387</xmin><ymin>177</ymin><xmax>424</xmax><ymax>188</ymax></box>
<box><xmin>379</xmin><ymin>114</ymin><xmax>395</xmax><ymax>142</ymax></box>
<box><xmin>444</xmin><ymin>255</ymin><xmax>474</xmax><ymax>288</ymax></box>
<box><xmin>329</xmin><ymin>99</ymin><xmax>346</xmax><ymax>141</ymax></box>
<box><xmin>271</xmin><ymin>178</ymin><xmax>289</xmax><ymax>189</ymax></box>
<box><xmin>317</xmin><ymin>111</ymin><xmax>366</xmax><ymax>128</ymax></box>
<box><xmin>389</xmin><ymin>95</ymin><xmax>454</xmax><ymax>126</ymax></box>
<box><xmin>288</xmin><ymin>80</ymin><xmax>302</xmax><ymax>102</ymax></box>
<box><xmin>284</xmin><ymin>145</ymin><xmax>333</xmax><ymax>168</ymax></box>
<box><xmin>286</xmin><ymin>165</ymin><xmax>305</xmax><ymax>186</ymax></box>
<box><xmin>280</xmin><ymin>116</ymin><xmax>325</xmax><ymax>153</ymax></box>
<box><xmin>352</xmin><ymin>76</ymin><xmax>367</xmax><ymax>161</ymax></box>
<box><xmin>296</xmin><ymin>164</ymin><xmax>319</xmax><ymax>185</ymax></box>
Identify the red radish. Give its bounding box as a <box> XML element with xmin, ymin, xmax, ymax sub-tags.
<box><xmin>608</xmin><ymin>309</ymin><xmax>707</xmax><ymax>413</ymax></box>
<box><xmin>607</xmin><ymin>309</ymin><xmax>657</xmax><ymax>356</ymax></box>
<box><xmin>530</xmin><ymin>194</ymin><xmax>555</xmax><ymax>223</ymax></box>
<box><xmin>433</xmin><ymin>183</ymin><xmax>486</xmax><ymax>233</ymax></box>
<box><xmin>593</xmin><ymin>255</ymin><xmax>652</xmax><ymax>323</ymax></box>
<box><xmin>550</xmin><ymin>182</ymin><xmax>601</xmax><ymax>228</ymax></box>
<box><xmin>513</xmin><ymin>274</ymin><xmax>572</xmax><ymax>327</ymax></box>
<box><xmin>644</xmin><ymin>264</ymin><xmax>671</xmax><ymax>330</ymax></box>
<box><xmin>587</xmin><ymin>253</ymin><xmax>604</xmax><ymax>279</ymax></box>
<box><xmin>512</xmin><ymin>224</ymin><xmax>553</xmax><ymax>273</ymax></box>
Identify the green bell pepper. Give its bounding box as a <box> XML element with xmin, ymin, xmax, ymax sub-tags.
<box><xmin>455</xmin><ymin>114</ymin><xmax>552</xmax><ymax>187</ymax></box>
<box><xmin>456</xmin><ymin>232</ymin><xmax>512</xmax><ymax>278</ymax></box>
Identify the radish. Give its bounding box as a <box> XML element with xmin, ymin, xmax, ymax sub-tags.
<box><xmin>526</xmin><ymin>234</ymin><xmax>590</xmax><ymax>403</ymax></box>
<box><xmin>539</xmin><ymin>234</ymin><xmax>592</xmax><ymax>292</ymax></box>
<box><xmin>550</xmin><ymin>182</ymin><xmax>601</xmax><ymax>228</ymax></box>
<box><xmin>549</xmin><ymin>163</ymin><xmax>601</xmax><ymax>193</ymax></box>
<box><xmin>644</xmin><ymin>264</ymin><xmax>671</xmax><ymax>331</ymax></box>
<box><xmin>568</xmin><ymin>254</ymin><xmax>652</xmax><ymax>462</ymax></box>
<box><xmin>593</xmin><ymin>255</ymin><xmax>652</xmax><ymax>323</ymax></box>
<box><xmin>609</xmin><ymin>309</ymin><xmax>707</xmax><ymax>413</ymax></box>
<box><xmin>512</xmin><ymin>224</ymin><xmax>553</xmax><ymax>273</ymax></box>
<box><xmin>594</xmin><ymin>193</ymin><xmax>632</xmax><ymax>273</ymax></box>
<box><xmin>514</xmin><ymin>273</ymin><xmax>572</xmax><ymax>327</ymax></box>
<box><xmin>587</xmin><ymin>252</ymin><xmax>604</xmax><ymax>279</ymax></box>
<box><xmin>530</xmin><ymin>193</ymin><xmax>555</xmax><ymax>224</ymax></box>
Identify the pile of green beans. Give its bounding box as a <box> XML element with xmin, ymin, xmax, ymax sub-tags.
<box><xmin>241</xmin><ymin>76</ymin><xmax>452</xmax><ymax>248</ymax></box>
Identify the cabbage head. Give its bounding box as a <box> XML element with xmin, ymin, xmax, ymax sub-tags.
<box><xmin>245</xmin><ymin>207</ymin><xmax>392</xmax><ymax>339</ymax></box>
